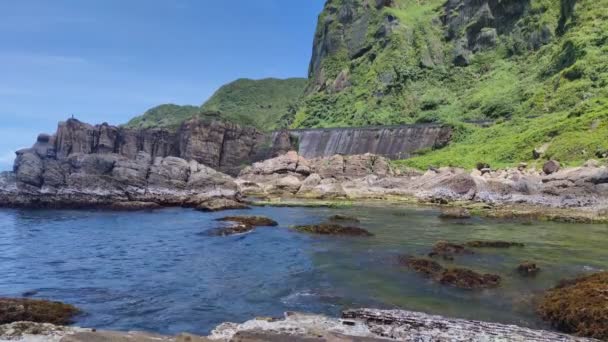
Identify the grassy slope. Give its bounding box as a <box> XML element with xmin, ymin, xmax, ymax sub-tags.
<box><xmin>294</xmin><ymin>0</ymin><xmax>608</xmax><ymax>169</ymax></box>
<box><xmin>201</xmin><ymin>78</ymin><xmax>307</xmax><ymax>130</ymax></box>
<box><xmin>125</xmin><ymin>78</ymin><xmax>306</xmax><ymax>131</ymax></box>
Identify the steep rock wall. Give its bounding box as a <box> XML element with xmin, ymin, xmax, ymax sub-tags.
<box><xmin>272</xmin><ymin>125</ymin><xmax>452</xmax><ymax>159</ymax></box>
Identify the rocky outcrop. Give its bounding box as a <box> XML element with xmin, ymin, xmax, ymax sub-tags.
<box><xmin>0</xmin><ymin>309</ymin><xmax>593</xmax><ymax>341</ymax></box>
<box><xmin>1</xmin><ymin>130</ymin><xmax>241</xmax><ymax>209</ymax></box>
<box><xmin>238</xmin><ymin>152</ymin><xmax>608</xmax><ymax>215</ymax></box>
<box><xmin>52</xmin><ymin>118</ymin><xmax>269</xmax><ymax>174</ymax></box>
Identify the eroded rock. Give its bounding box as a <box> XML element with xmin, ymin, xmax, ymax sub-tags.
<box><xmin>0</xmin><ymin>298</ymin><xmax>80</xmax><ymax>325</ymax></box>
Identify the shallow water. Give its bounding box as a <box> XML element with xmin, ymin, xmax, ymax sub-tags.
<box><xmin>0</xmin><ymin>204</ymin><xmax>606</xmax><ymax>335</ymax></box>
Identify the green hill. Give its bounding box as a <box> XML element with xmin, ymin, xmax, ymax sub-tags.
<box><xmin>287</xmin><ymin>0</ymin><xmax>608</xmax><ymax>168</ymax></box>
<box><xmin>201</xmin><ymin>78</ymin><xmax>307</xmax><ymax>130</ymax></box>
<box><xmin>125</xmin><ymin>78</ymin><xmax>306</xmax><ymax>131</ymax></box>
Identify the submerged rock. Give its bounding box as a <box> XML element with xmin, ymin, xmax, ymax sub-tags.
<box><xmin>439</xmin><ymin>207</ymin><xmax>471</xmax><ymax>219</ymax></box>
<box><xmin>293</xmin><ymin>224</ymin><xmax>373</xmax><ymax>237</ymax></box>
<box><xmin>466</xmin><ymin>241</ymin><xmax>525</xmax><ymax>248</ymax></box>
<box><xmin>216</xmin><ymin>216</ymin><xmax>278</xmax><ymax>227</ymax></box>
<box><xmin>538</xmin><ymin>272</ymin><xmax>608</xmax><ymax>340</ymax></box>
<box><xmin>328</xmin><ymin>215</ymin><xmax>360</xmax><ymax>223</ymax></box>
<box><xmin>206</xmin><ymin>224</ymin><xmax>255</xmax><ymax>237</ymax></box>
<box><xmin>517</xmin><ymin>261</ymin><xmax>541</xmax><ymax>277</ymax></box>
<box><xmin>428</xmin><ymin>241</ymin><xmax>474</xmax><ymax>260</ymax></box>
<box><xmin>0</xmin><ymin>298</ymin><xmax>80</xmax><ymax>325</ymax></box>
<box><xmin>437</xmin><ymin>268</ymin><xmax>501</xmax><ymax>290</ymax></box>
<box><xmin>398</xmin><ymin>256</ymin><xmax>443</xmax><ymax>277</ymax></box>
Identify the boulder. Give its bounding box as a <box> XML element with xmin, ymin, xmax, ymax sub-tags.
<box><xmin>543</xmin><ymin>160</ymin><xmax>561</xmax><ymax>175</ymax></box>
<box><xmin>14</xmin><ymin>150</ymin><xmax>43</xmax><ymax>187</ymax></box>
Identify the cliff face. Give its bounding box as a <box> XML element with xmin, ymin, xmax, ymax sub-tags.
<box><xmin>51</xmin><ymin>118</ymin><xmax>268</xmax><ymax>171</ymax></box>
<box><xmin>272</xmin><ymin>125</ymin><xmax>452</xmax><ymax>159</ymax></box>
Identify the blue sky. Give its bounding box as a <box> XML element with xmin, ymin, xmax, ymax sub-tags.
<box><xmin>0</xmin><ymin>0</ymin><xmax>325</xmax><ymax>170</ymax></box>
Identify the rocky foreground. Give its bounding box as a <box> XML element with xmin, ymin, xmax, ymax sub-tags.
<box><xmin>0</xmin><ymin>309</ymin><xmax>594</xmax><ymax>342</ymax></box>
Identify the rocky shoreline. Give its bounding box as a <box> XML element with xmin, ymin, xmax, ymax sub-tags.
<box><xmin>0</xmin><ymin>309</ymin><xmax>595</xmax><ymax>342</ymax></box>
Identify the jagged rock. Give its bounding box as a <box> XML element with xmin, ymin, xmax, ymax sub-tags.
<box><xmin>14</xmin><ymin>150</ymin><xmax>43</xmax><ymax>187</ymax></box>
<box><xmin>543</xmin><ymin>160</ymin><xmax>561</xmax><ymax>175</ymax></box>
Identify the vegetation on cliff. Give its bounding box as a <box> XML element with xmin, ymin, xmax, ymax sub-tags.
<box><xmin>288</xmin><ymin>0</ymin><xmax>608</xmax><ymax>169</ymax></box>
<box><xmin>125</xmin><ymin>78</ymin><xmax>306</xmax><ymax>131</ymax></box>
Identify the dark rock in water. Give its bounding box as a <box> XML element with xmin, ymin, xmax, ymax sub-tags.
<box><xmin>196</xmin><ymin>198</ymin><xmax>250</xmax><ymax>212</ymax></box>
<box><xmin>538</xmin><ymin>272</ymin><xmax>608</xmax><ymax>339</ymax></box>
<box><xmin>0</xmin><ymin>298</ymin><xmax>80</xmax><ymax>325</ymax></box>
<box><xmin>439</xmin><ymin>208</ymin><xmax>471</xmax><ymax>219</ymax></box>
<box><xmin>517</xmin><ymin>262</ymin><xmax>540</xmax><ymax>276</ymax></box>
<box><xmin>437</xmin><ymin>268</ymin><xmax>501</xmax><ymax>290</ymax></box>
<box><xmin>328</xmin><ymin>215</ymin><xmax>360</xmax><ymax>223</ymax></box>
<box><xmin>207</xmin><ymin>224</ymin><xmax>255</xmax><ymax>237</ymax></box>
<box><xmin>398</xmin><ymin>256</ymin><xmax>443</xmax><ymax>277</ymax></box>
<box><xmin>466</xmin><ymin>241</ymin><xmax>525</xmax><ymax>248</ymax></box>
<box><xmin>543</xmin><ymin>160</ymin><xmax>561</xmax><ymax>175</ymax></box>
<box><xmin>216</xmin><ymin>216</ymin><xmax>278</xmax><ymax>227</ymax></box>
<box><xmin>21</xmin><ymin>290</ymin><xmax>38</xmax><ymax>298</ymax></box>
<box><xmin>293</xmin><ymin>224</ymin><xmax>373</xmax><ymax>237</ymax></box>
<box><xmin>429</xmin><ymin>241</ymin><xmax>474</xmax><ymax>260</ymax></box>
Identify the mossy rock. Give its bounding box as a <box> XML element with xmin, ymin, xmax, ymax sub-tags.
<box><xmin>293</xmin><ymin>224</ymin><xmax>373</xmax><ymax>237</ymax></box>
<box><xmin>437</xmin><ymin>268</ymin><xmax>501</xmax><ymax>290</ymax></box>
<box><xmin>428</xmin><ymin>241</ymin><xmax>474</xmax><ymax>260</ymax></box>
<box><xmin>398</xmin><ymin>256</ymin><xmax>443</xmax><ymax>277</ymax></box>
<box><xmin>538</xmin><ymin>272</ymin><xmax>608</xmax><ymax>339</ymax></box>
<box><xmin>216</xmin><ymin>216</ymin><xmax>278</xmax><ymax>227</ymax></box>
<box><xmin>0</xmin><ymin>298</ymin><xmax>80</xmax><ymax>325</ymax></box>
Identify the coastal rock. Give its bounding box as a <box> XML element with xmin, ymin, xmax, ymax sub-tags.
<box><xmin>0</xmin><ymin>298</ymin><xmax>80</xmax><ymax>325</ymax></box>
<box><xmin>293</xmin><ymin>224</ymin><xmax>373</xmax><ymax>237</ymax></box>
<box><xmin>195</xmin><ymin>198</ymin><xmax>250</xmax><ymax>212</ymax></box>
<box><xmin>399</xmin><ymin>256</ymin><xmax>443</xmax><ymax>277</ymax></box>
<box><xmin>466</xmin><ymin>241</ymin><xmax>524</xmax><ymax>248</ymax></box>
<box><xmin>437</xmin><ymin>268</ymin><xmax>501</xmax><ymax>289</ymax></box>
<box><xmin>429</xmin><ymin>241</ymin><xmax>474</xmax><ymax>260</ymax></box>
<box><xmin>439</xmin><ymin>207</ymin><xmax>471</xmax><ymax>219</ymax></box>
<box><xmin>216</xmin><ymin>216</ymin><xmax>278</xmax><ymax>227</ymax></box>
<box><xmin>538</xmin><ymin>272</ymin><xmax>608</xmax><ymax>339</ymax></box>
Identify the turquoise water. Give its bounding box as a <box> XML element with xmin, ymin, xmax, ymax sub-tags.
<box><xmin>0</xmin><ymin>205</ymin><xmax>606</xmax><ymax>335</ymax></box>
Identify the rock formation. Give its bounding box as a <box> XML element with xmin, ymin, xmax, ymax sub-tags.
<box><xmin>0</xmin><ymin>119</ymin><xmax>246</xmax><ymax>209</ymax></box>
<box><xmin>237</xmin><ymin>152</ymin><xmax>608</xmax><ymax>216</ymax></box>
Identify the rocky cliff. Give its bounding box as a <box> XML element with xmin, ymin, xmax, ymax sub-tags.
<box><xmin>290</xmin><ymin>0</ymin><xmax>608</xmax><ymax>170</ymax></box>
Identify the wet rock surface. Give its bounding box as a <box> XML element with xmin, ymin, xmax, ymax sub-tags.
<box><xmin>328</xmin><ymin>215</ymin><xmax>360</xmax><ymax>223</ymax></box>
<box><xmin>439</xmin><ymin>207</ymin><xmax>471</xmax><ymax>219</ymax></box>
<box><xmin>538</xmin><ymin>272</ymin><xmax>608</xmax><ymax>340</ymax></box>
<box><xmin>293</xmin><ymin>224</ymin><xmax>373</xmax><ymax>237</ymax></box>
<box><xmin>0</xmin><ymin>298</ymin><xmax>80</xmax><ymax>325</ymax></box>
<box><xmin>398</xmin><ymin>256</ymin><xmax>443</xmax><ymax>277</ymax></box>
<box><xmin>437</xmin><ymin>268</ymin><xmax>501</xmax><ymax>290</ymax></box>
<box><xmin>216</xmin><ymin>216</ymin><xmax>278</xmax><ymax>227</ymax></box>
<box><xmin>428</xmin><ymin>241</ymin><xmax>474</xmax><ymax>260</ymax></box>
